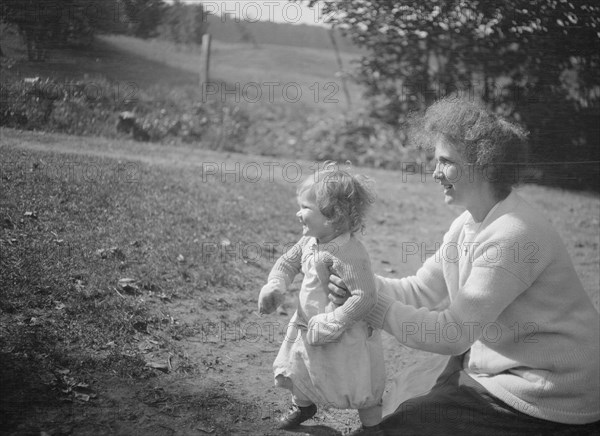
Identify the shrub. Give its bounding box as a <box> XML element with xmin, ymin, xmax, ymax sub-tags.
<box><xmin>0</xmin><ymin>72</ymin><xmax>252</xmax><ymax>149</ymax></box>
<box><xmin>301</xmin><ymin>111</ymin><xmax>428</xmax><ymax>169</ymax></box>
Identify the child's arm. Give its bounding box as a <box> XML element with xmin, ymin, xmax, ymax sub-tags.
<box><xmin>306</xmin><ymin>243</ymin><xmax>377</xmax><ymax>345</ymax></box>
<box><xmin>258</xmin><ymin>237</ymin><xmax>306</xmax><ymax>314</ymax></box>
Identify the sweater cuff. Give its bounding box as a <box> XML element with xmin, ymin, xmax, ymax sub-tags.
<box><xmin>268</xmin><ymin>274</ymin><xmax>288</xmax><ymax>289</ymax></box>
<box><xmin>366</xmin><ymin>291</ymin><xmax>395</xmax><ymax>329</ymax></box>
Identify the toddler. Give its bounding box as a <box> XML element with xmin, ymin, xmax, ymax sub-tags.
<box><xmin>258</xmin><ymin>162</ymin><xmax>384</xmax><ymax>435</ymax></box>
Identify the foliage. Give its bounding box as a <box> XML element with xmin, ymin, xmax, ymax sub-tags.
<box><xmin>0</xmin><ymin>0</ymin><xmax>173</xmax><ymax>58</ymax></box>
<box><xmin>304</xmin><ymin>0</ymin><xmax>600</xmax><ymax>190</ymax></box>
<box><xmin>301</xmin><ymin>111</ymin><xmax>425</xmax><ymax>169</ymax></box>
<box><xmin>0</xmin><ymin>0</ymin><xmax>96</xmax><ymax>60</ymax></box>
<box><xmin>120</xmin><ymin>0</ymin><xmax>165</xmax><ymax>39</ymax></box>
<box><xmin>0</xmin><ymin>71</ymin><xmax>251</xmax><ymax>149</ymax></box>
<box><xmin>157</xmin><ymin>1</ymin><xmax>208</xmax><ymax>45</ymax></box>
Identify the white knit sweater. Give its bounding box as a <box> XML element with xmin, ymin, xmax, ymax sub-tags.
<box><xmin>367</xmin><ymin>191</ymin><xmax>600</xmax><ymax>424</ymax></box>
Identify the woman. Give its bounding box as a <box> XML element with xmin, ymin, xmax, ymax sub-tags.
<box><xmin>331</xmin><ymin>98</ymin><xmax>600</xmax><ymax>435</ymax></box>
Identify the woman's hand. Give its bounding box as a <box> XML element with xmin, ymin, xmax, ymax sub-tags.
<box><xmin>327</xmin><ymin>273</ymin><xmax>350</xmax><ymax>306</ymax></box>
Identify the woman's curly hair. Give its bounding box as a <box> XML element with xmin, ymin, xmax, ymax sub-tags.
<box><xmin>411</xmin><ymin>98</ymin><xmax>529</xmax><ymax>200</ymax></box>
<box><xmin>298</xmin><ymin>162</ymin><xmax>376</xmax><ymax>235</ymax></box>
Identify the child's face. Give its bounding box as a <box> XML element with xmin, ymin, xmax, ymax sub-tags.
<box><xmin>296</xmin><ymin>189</ymin><xmax>336</xmax><ymax>243</ymax></box>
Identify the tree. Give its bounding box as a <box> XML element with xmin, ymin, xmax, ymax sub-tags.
<box><xmin>120</xmin><ymin>0</ymin><xmax>165</xmax><ymax>39</ymax></box>
<box><xmin>1</xmin><ymin>0</ymin><xmax>97</xmax><ymax>61</ymax></box>
<box><xmin>158</xmin><ymin>1</ymin><xmax>208</xmax><ymax>45</ymax></box>
<box><xmin>1</xmin><ymin>1</ymin><xmax>171</xmax><ymax>58</ymax></box>
<box><xmin>303</xmin><ymin>0</ymin><xmax>600</xmax><ymax>189</ymax></box>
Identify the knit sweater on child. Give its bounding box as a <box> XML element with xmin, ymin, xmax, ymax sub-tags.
<box><xmin>268</xmin><ymin>233</ymin><xmax>377</xmax><ymax>331</ymax></box>
<box><xmin>366</xmin><ymin>191</ymin><xmax>600</xmax><ymax>424</ymax></box>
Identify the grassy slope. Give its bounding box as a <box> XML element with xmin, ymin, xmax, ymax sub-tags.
<box><xmin>98</xmin><ymin>34</ymin><xmax>363</xmax><ymax>111</ymax></box>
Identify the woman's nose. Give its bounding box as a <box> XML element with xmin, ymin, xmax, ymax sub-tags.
<box><xmin>433</xmin><ymin>162</ymin><xmax>444</xmax><ymax>181</ymax></box>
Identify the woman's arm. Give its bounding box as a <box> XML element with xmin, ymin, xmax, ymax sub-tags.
<box><xmin>328</xmin><ymin>249</ymin><xmax>450</xmax><ymax>313</ymax></box>
<box><xmin>375</xmin><ymin>252</ymin><xmax>450</xmax><ymax>309</ymax></box>
<box><xmin>371</xmin><ymin>261</ymin><xmax>531</xmax><ymax>355</ymax></box>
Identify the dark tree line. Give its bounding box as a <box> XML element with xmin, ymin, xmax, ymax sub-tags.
<box><xmin>0</xmin><ymin>0</ymin><xmax>208</xmax><ymax>60</ymax></box>
<box><xmin>305</xmin><ymin>0</ymin><xmax>600</xmax><ymax>189</ymax></box>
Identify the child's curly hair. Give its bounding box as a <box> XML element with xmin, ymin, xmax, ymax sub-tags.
<box><xmin>298</xmin><ymin>162</ymin><xmax>376</xmax><ymax>235</ymax></box>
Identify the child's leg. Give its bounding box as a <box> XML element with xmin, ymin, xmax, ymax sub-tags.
<box><xmin>292</xmin><ymin>390</ymin><xmax>314</xmax><ymax>408</ymax></box>
<box><xmin>358</xmin><ymin>404</ymin><xmax>382</xmax><ymax>427</ymax></box>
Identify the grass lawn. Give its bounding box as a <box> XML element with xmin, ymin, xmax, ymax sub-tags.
<box><xmin>1</xmin><ymin>127</ymin><xmax>598</xmax><ymax>435</ymax></box>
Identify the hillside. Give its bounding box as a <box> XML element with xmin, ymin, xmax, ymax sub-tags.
<box><xmin>98</xmin><ymin>34</ymin><xmax>362</xmax><ymax>101</ymax></box>
<box><xmin>204</xmin><ymin>13</ymin><xmax>363</xmax><ymax>54</ymax></box>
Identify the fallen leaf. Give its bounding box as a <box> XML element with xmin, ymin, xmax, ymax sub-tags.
<box><xmin>197</xmin><ymin>424</ymin><xmax>215</xmax><ymax>434</ymax></box>
<box><xmin>145</xmin><ymin>361</ymin><xmax>169</xmax><ymax>372</ymax></box>
<box><xmin>97</xmin><ymin>247</ymin><xmax>125</xmax><ymax>260</ymax></box>
<box><xmin>118</xmin><ymin>278</ymin><xmax>139</xmax><ymax>294</ymax></box>
<box><xmin>138</xmin><ymin>341</ymin><xmax>155</xmax><ymax>352</ymax></box>
<box><xmin>73</xmin><ymin>392</ymin><xmax>90</xmax><ymax>402</ymax></box>
<box><xmin>102</xmin><ymin>341</ymin><xmax>116</xmax><ymax>349</ymax></box>
<box><xmin>177</xmin><ymin>254</ymin><xmax>185</xmax><ymax>262</ymax></box>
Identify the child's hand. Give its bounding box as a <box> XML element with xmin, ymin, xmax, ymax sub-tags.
<box><xmin>306</xmin><ymin>312</ymin><xmax>345</xmax><ymax>345</ymax></box>
<box><xmin>258</xmin><ymin>283</ymin><xmax>284</xmax><ymax>314</ymax></box>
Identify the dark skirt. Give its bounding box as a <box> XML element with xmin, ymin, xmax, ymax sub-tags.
<box><xmin>380</xmin><ymin>354</ymin><xmax>600</xmax><ymax>436</ymax></box>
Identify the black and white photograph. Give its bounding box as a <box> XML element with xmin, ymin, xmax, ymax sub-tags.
<box><xmin>1</xmin><ymin>1</ymin><xmax>599</xmax><ymax>435</ymax></box>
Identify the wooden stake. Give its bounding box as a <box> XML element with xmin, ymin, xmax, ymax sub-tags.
<box><xmin>200</xmin><ymin>33</ymin><xmax>212</xmax><ymax>87</ymax></box>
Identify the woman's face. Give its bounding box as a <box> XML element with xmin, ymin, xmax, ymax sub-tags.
<box><xmin>433</xmin><ymin>137</ymin><xmax>484</xmax><ymax>210</ymax></box>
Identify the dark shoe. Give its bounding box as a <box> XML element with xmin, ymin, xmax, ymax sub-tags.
<box><xmin>277</xmin><ymin>403</ymin><xmax>317</xmax><ymax>429</ymax></box>
<box><xmin>347</xmin><ymin>424</ymin><xmax>385</xmax><ymax>436</ymax></box>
